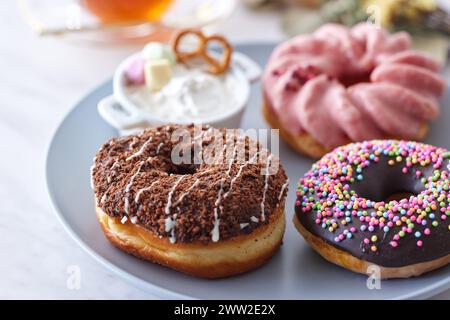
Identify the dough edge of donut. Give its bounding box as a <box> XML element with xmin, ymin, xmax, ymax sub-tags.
<box><xmin>293</xmin><ymin>214</ymin><xmax>450</xmax><ymax>279</ymax></box>
<box><xmin>262</xmin><ymin>97</ymin><xmax>429</xmax><ymax>159</ymax></box>
<box><xmin>96</xmin><ymin>204</ymin><xmax>286</xmax><ymax>278</ymax></box>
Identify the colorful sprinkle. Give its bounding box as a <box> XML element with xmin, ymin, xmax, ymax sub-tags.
<box><xmin>297</xmin><ymin>140</ymin><xmax>450</xmax><ymax>255</ymax></box>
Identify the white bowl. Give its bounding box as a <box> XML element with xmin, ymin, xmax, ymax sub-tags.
<box><xmin>98</xmin><ymin>51</ymin><xmax>261</xmax><ymax>134</ymax></box>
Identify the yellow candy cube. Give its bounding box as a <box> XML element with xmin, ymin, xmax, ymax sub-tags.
<box><xmin>144</xmin><ymin>59</ymin><xmax>172</xmax><ymax>92</ymax></box>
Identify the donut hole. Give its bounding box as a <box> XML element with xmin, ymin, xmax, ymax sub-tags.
<box><xmin>384</xmin><ymin>191</ymin><xmax>416</xmax><ymax>202</ymax></box>
<box><xmin>167</xmin><ymin>164</ymin><xmax>198</xmax><ymax>176</ymax></box>
<box><xmin>358</xmin><ymin>187</ymin><xmax>420</xmax><ymax>203</ymax></box>
<box><xmin>339</xmin><ymin>73</ymin><xmax>371</xmax><ymax>87</ymax></box>
<box><xmin>351</xmin><ymin>159</ymin><xmax>426</xmax><ymax>202</ymax></box>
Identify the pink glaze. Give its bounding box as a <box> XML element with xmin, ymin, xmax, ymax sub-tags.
<box><xmin>263</xmin><ymin>23</ymin><xmax>446</xmax><ymax>149</ymax></box>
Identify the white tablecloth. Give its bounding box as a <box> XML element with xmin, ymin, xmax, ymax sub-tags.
<box><xmin>0</xmin><ymin>0</ymin><xmax>448</xmax><ymax>299</ymax></box>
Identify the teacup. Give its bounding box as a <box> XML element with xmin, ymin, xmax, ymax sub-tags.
<box><xmin>98</xmin><ymin>51</ymin><xmax>261</xmax><ymax>134</ymax></box>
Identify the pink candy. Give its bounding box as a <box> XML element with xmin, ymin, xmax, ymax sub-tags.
<box><xmin>124</xmin><ymin>55</ymin><xmax>146</xmax><ymax>85</ymax></box>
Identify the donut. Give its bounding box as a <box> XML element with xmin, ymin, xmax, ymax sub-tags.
<box><xmin>262</xmin><ymin>23</ymin><xmax>445</xmax><ymax>158</ymax></box>
<box><xmin>91</xmin><ymin>125</ymin><xmax>288</xmax><ymax>278</ymax></box>
<box><xmin>294</xmin><ymin>140</ymin><xmax>450</xmax><ymax>278</ymax></box>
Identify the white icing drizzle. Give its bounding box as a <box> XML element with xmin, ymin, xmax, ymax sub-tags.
<box><xmin>124</xmin><ymin>197</ymin><xmax>130</xmax><ymax>214</ymax></box>
<box><xmin>125</xmin><ymin>162</ymin><xmax>144</xmax><ymax>193</ymax></box>
<box><xmin>120</xmin><ymin>216</ymin><xmax>128</xmax><ymax>224</ymax></box>
<box><xmin>111</xmin><ymin>161</ymin><xmax>120</xmax><ymax>170</ymax></box>
<box><xmin>165</xmin><ymin>216</ymin><xmax>175</xmax><ymax>232</ymax></box>
<box><xmin>211</xmin><ymin>176</ymin><xmax>226</xmax><ymax>242</ymax></box>
<box><xmin>212</xmin><ymin>144</ymin><xmax>229</xmax><ymax>207</ymax></box>
<box><xmin>197</xmin><ymin>168</ymin><xmax>215</xmax><ymax>177</ymax></box>
<box><xmin>240</xmin><ymin>223</ymin><xmax>249</xmax><ymax>229</ymax></box>
<box><xmin>100</xmin><ymin>184</ymin><xmax>114</xmax><ymax>205</ymax></box>
<box><xmin>174</xmin><ymin>178</ymin><xmax>200</xmax><ymax>207</ymax></box>
<box><xmin>123</xmin><ymin>161</ymin><xmax>144</xmax><ymax>215</ymax></box>
<box><xmin>135</xmin><ymin>180</ymin><xmax>159</xmax><ymax>203</ymax></box>
<box><xmin>163</xmin><ymin>175</ymin><xmax>187</xmax><ymax>244</ymax></box>
<box><xmin>156</xmin><ymin>142</ymin><xmax>164</xmax><ymax>154</ymax></box>
<box><xmin>215</xmin><ymin>177</ymin><xmax>226</xmax><ymax>207</ymax></box>
<box><xmin>250</xmin><ymin>216</ymin><xmax>259</xmax><ymax>223</ymax></box>
<box><xmin>169</xmin><ymin>218</ymin><xmax>177</xmax><ymax>244</ymax></box>
<box><xmin>165</xmin><ymin>214</ymin><xmax>178</xmax><ymax>244</ymax></box>
<box><xmin>164</xmin><ymin>213</ymin><xmax>177</xmax><ymax>243</ymax></box>
<box><xmin>90</xmin><ymin>164</ymin><xmax>95</xmax><ymax>189</ymax></box>
<box><xmin>129</xmin><ymin>137</ymin><xmax>139</xmax><ymax>150</ymax></box>
<box><xmin>90</xmin><ymin>155</ymin><xmax>99</xmax><ymax>190</ymax></box>
<box><xmin>130</xmin><ymin>216</ymin><xmax>138</xmax><ymax>224</ymax></box>
<box><xmin>165</xmin><ymin>176</ymin><xmax>185</xmax><ymax>215</ymax></box>
<box><xmin>126</xmin><ymin>137</ymin><xmax>153</xmax><ymax>161</ymax></box>
<box><xmin>260</xmin><ymin>155</ymin><xmax>273</xmax><ymax>222</ymax></box>
<box><xmin>105</xmin><ymin>160</ymin><xmax>120</xmax><ymax>184</ymax></box>
<box><xmin>278</xmin><ymin>179</ymin><xmax>289</xmax><ymax>201</ymax></box>
<box><xmin>224</xmin><ymin>152</ymin><xmax>259</xmax><ymax>199</ymax></box>
<box><xmin>211</xmin><ymin>207</ymin><xmax>220</xmax><ymax>242</ymax></box>
<box><xmin>210</xmin><ymin>144</ymin><xmax>231</xmax><ymax>242</ymax></box>
<box><xmin>216</xmin><ymin>142</ymin><xmax>237</xmax><ymax>203</ymax></box>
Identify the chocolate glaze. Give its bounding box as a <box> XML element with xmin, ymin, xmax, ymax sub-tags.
<box><xmin>92</xmin><ymin>124</ymin><xmax>288</xmax><ymax>244</ymax></box>
<box><xmin>296</xmin><ymin>141</ymin><xmax>450</xmax><ymax>268</ymax></box>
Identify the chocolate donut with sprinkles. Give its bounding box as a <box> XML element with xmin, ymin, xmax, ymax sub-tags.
<box><xmin>92</xmin><ymin>124</ymin><xmax>288</xmax><ymax>278</ymax></box>
<box><xmin>294</xmin><ymin>140</ymin><xmax>450</xmax><ymax>278</ymax></box>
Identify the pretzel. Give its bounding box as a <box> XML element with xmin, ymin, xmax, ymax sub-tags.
<box><xmin>171</xmin><ymin>29</ymin><xmax>232</xmax><ymax>75</ymax></box>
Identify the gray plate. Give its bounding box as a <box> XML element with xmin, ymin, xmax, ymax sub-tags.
<box><xmin>46</xmin><ymin>43</ymin><xmax>450</xmax><ymax>299</ymax></box>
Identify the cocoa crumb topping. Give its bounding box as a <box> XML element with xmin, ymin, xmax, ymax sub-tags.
<box><xmin>92</xmin><ymin>124</ymin><xmax>288</xmax><ymax>244</ymax></box>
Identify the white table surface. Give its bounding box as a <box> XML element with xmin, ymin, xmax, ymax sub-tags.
<box><xmin>0</xmin><ymin>0</ymin><xmax>448</xmax><ymax>299</ymax></box>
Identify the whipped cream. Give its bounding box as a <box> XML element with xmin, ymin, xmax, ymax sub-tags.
<box><xmin>125</xmin><ymin>64</ymin><xmax>238</xmax><ymax>122</ymax></box>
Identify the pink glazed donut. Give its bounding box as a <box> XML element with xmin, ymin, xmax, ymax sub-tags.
<box><xmin>262</xmin><ymin>23</ymin><xmax>446</xmax><ymax>158</ymax></box>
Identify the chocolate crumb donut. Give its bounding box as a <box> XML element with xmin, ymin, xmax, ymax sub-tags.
<box><xmin>92</xmin><ymin>124</ymin><xmax>288</xmax><ymax>278</ymax></box>
<box><xmin>294</xmin><ymin>140</ymin><xmax>450</xmax><ymax>278</ymax></box>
